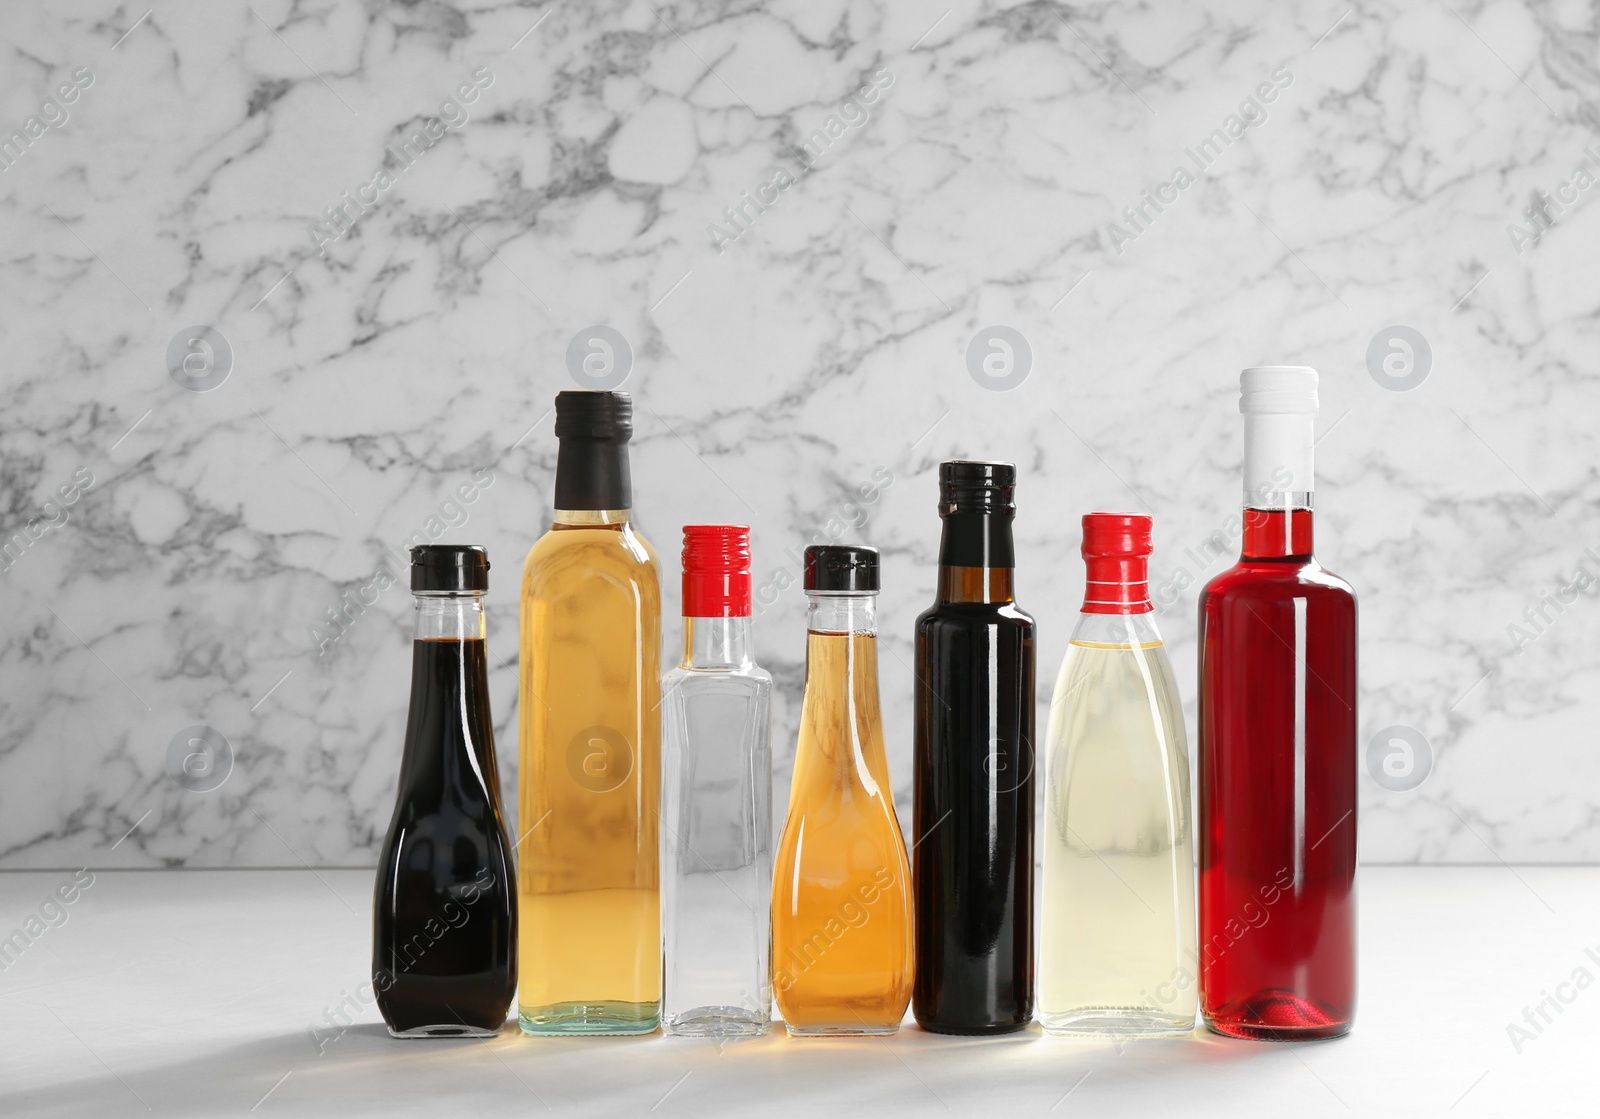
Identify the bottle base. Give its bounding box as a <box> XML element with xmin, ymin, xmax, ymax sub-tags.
<box><xmin>914</xmin><ymin>1017</ymin><xmax>1031</xmax><ymax>1036</ymax></box>
<box><xmin>1205</xmin><ymin>1018</ymin><xmax>1352</xmax><ymax>1042</ymax></box>
<box><xmin>784</xmin><ymin>1023</ymin><xmax>901</xmax><ymax>1037</ymax></box>
<box><xmin>1039</xmin><ymin>1008</ymin><xmax>1194</xmax><ymax>1038</ymax></box>
<box><xmin>663</xmin><ymin>1007</ymin><xmax>770</xmax><ymax>1038</ymax></box>
<box><xmin>387</xmin><ymin>1023</ymin><xmax>503</xmax><ymax>1039</ymax></box>
<box><xmin>519</xmin><ymin>1001</ymin><xmax>660</xmax><ymax>1036</ymax></box>
<box><xmin>1203</xmin><ymin>990</ymin><xmax>1351</xmax><ymax>1041</ymax></box>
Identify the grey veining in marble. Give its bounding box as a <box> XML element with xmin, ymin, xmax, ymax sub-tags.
<box><xmin>1</xmin><ymin>0</ymin><xmax>1596</xmax><ymax>866</ymax></box>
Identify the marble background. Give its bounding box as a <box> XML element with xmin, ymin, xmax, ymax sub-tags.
<box><xmin>0</xmin><ymin>0</ymin><xmax>1595</xmax><ymax>868</ymax></box>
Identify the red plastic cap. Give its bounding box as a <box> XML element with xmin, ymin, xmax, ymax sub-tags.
<box><xmin>1081</xmin><ymin>512</ymin><xmax>1153</xmax><ymax>614</ymax></box>
<box><xmin>682</xmin><ymin>525</ymin><xmax>752</xmax><ymax>617</ymax></box>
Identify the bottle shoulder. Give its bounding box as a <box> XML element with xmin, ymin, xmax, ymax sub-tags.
<box><xmin>915</xmin><ymin>600</ymin><xmax>1035</xmax><ymax>633</ymax></box>
<box><xmin>523</xmin><ymin>522</ymin><xmax>661</xmax><ymax>586</ymax></box>
<box><xmin>1199</xmin><ymin>558</ymin><xmax>1356</xmax><ymax>604</ymax></box>
<box><xmin>629</xmin><ymin>522</ymin><xmax>659</xmax><ymax>565</ymax></box>
<box><xmin>663</xmin><ymin>663</ymin><xmax>773</xmax><ymax>691</ymax></box>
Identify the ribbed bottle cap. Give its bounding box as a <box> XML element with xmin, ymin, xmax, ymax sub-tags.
<box><xmin>804</xmin><ymin>544</ymin><xmax>879</xmax><ymax>593</ymax></box>
<box><xmin>1081</xmin><ymin>512</ymin><xmax>1152</xmax><ymax>559</ymax></box>
<box><xmin>1080</xmin><ymin>513</ymin><xmax>1151</xmax><ymax>614</ymax></box>
<box><xmin>1240</xmin><ymin>366</ymin><xmax>1318</xmax><ymax>414</ymax></box>
<box><xmin>410</xmin><ymin>544</ymin><xmax>489</xmax><ymax>592</ymax></box>
<box><xmin>682</xmin><ymin>525</ymin><xmax>752</xmax><ymax>617</ymax></box>
<box><xmin>938</xmin><ymin>460</ymin><xmax>1015</xmax><ymax>513</ymax></box>
<box><xmin>554</xmin><ymin>390</ymin><xmax>633</xmax><ymax>440</ymax></box>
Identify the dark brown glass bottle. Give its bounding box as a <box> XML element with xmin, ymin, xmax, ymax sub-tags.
<box><xmin>912</xmin><ymin>461</ymin><xmax>1035</xmax><ymax>1034</ymax></box>
<box><xmin>373</xmin><ymin>545</ymin><xmax>517</xmax><ymax>1036</ymax></box>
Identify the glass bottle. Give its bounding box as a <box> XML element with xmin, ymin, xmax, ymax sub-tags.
<box><xmin>1041</xmin><ymin>513</ymin><xmax>1195</xmax><ymax>1036</ymax></box>
<box><xmin>912</xmin><ymin>461</ymin><xmax>1035</xmax><ymax>1034</ymax></box>
<box><xmin>373</xmin><ymin>545</ymin><xmax>517</xmax><ymax>1037</ymax></box>
<box><xmin>517</xmin><ymin>390</ymin><xmax>662</xmax><ymax>1036</ymax></box>
<box><xmin>661</xmin><ymin>525</ymin><xmax>773</xmax><ymax>1037</ymax></box>
<box><xmin>1198</xmin><ymin>366</ymin><xmax>1357</xmax><ymax>1041</ymax></box>
<box><xmin>772</xmin><ymin>545</ymin><xmax>913</xmax><ymax>1036</ymax></box>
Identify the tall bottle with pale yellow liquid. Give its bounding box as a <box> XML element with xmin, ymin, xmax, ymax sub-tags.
<box><xmin>517</xmin><ymin>390</ymin><xmax>662</xmax><ymax>1035</ymax></box>
<box><xmin>1040</xmin><ymin>513</ymin><xmax>1196</xmax><ymax>1036</ymax></box>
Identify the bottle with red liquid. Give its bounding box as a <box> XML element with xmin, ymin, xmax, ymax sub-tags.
<box><xmin>1197</xmin><ymin>366</ymin><xmax>1357</xmax><ymax>1040</ymax></box>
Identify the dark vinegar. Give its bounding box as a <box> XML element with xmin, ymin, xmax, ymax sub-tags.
<box><xmin>374</xmin><ymin>636</ymin><xmax>517</xmax><ymax>1035</ymax></box>
<box><xmin>913</xmin><ymin>463</ymin><xmax>1035</xmax><ymax>1035</ymax></box>
<box><xmin>913</xmin><ymin>590</ymin><xmax>1036</xmax><ymax>1034</ymax></box>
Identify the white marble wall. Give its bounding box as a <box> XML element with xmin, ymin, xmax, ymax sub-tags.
<box><xmin>1</xmin><ymin>0</ymin><xmax>1595</xmax><ymax>867</ymax></box>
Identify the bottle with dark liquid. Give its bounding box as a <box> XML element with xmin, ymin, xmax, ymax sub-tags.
<box><xmin>1198</xmin><ymin>366</ymin><xmax>1357</xmax><ymax>1041</ymax></box>
<box><xmin>912</xmin><ymin>461</ymin><xmax>1035</xmax><ymax>1034</ymax></box>
<box><xmin>373</xmin><ymin>545</ymin><xmax>517</xmax><ymax>1037</ymax></box>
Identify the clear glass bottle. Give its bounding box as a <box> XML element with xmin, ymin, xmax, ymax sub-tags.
<box><xmin>772</xmin><ymin>545</ymin><xmax>913</xmax><ymax>1036</ymax></box>
<box><xmin>517</xmin><ymin>391</ymin><xmax>662</xmax><ymax>1036</ymax></box>
<box><xmin>1198</xmin><ymin>366</ymin><xmax>1357</xmax><ymax>1041</ymax></box>
<box><xmin>1041</xmin><ymin>513</ymin><xmax>1196</xmax><ymax>1036</ymax></box>
<box><xmin>661</xmin><ymin>525</ymin><xmax>773</xmax><ymax>1037</ymax></box>
<box><xmin>374</xmin><ymin>545</ymin><xmax>517</xmax><ymax>1037</ymax></box>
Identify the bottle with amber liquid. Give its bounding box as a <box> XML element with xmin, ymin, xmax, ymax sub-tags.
<box><xmin>912</xmin><ymin>461</ymin><xmax>1035</xmax><ymax>1034</ymax></box>
<box><xmin>518</xmin><ymin>390</ymin><xmax>662</xmax><ymax>1035</ymax></box>
<box><xmin>772</xmin><ymin>545</ymin><xmax>913</xmax><ymax>1035</ymax></box>
<box><xmin>373</xmin><ymin>545</ymin><xmax>517</xmax><ymax>1037</ymax></box>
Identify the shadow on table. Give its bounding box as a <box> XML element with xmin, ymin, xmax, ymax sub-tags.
<box><xmin>0</xmin><ymin>1020</ymin><xmax>554</xmax><ymax>1117</ymax></box>
<box><xmin>3</xmin><ymin>1017</ymin><xmax>1334</xmax><ymax>1115</ymax></box>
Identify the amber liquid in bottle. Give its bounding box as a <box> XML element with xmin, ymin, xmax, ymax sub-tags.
<box><xmin>517</xmin><ymin>392</ymin><xmax>662</xmax><ymax>1035</ymax></box>
<box><xmin>773</xmin><ymin>549</ymin><xmax>913</xmax><ymax>1036</ymax></box>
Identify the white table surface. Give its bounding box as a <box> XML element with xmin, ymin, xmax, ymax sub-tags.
<box><xmin>0</xmin><ymin>867</ymin><xmax>1592</xmax><ymax>1117</ymax></box>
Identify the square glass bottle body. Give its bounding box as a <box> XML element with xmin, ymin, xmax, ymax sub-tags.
<box><xmin>661</xmin><ymin>616</ymin><xmax>773</xmax><ymax>1037</ymax></box>
<box><xmin>1040</xmin><ymin>611</ymin><xmax>1197</xmax><ymax>1036</ymax></box>
<box><xmin>517</xmin><ymin>510</ymin><xmax>662</xmax><ymax>1035</ymax></box>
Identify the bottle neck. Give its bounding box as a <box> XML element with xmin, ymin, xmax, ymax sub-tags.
<box><xmin>936</xmin><ymin>567</ymin><xmax>1015</xmax><ymax>603</ymax></box>
<box><xmin>1241</xmin><ymin>406</ymin><xmax>1316</xmax><ymax>560</ymax></box>
<box><xmin>1241</xmin><ymin>505</ymin><xmax>1314</xmax><ymax>560</ymax></box>
<box><xmin>412</xmin><ymin>592</ymin><xmax>486</xmax><ymax>640</ymax></box>
<box><xmin>806</xmin><ymin>592</ymin><xmax>877</xmax><ymax>635</ymax></box>
<box><xmin>553</xmin><ymin>508</ymin><xmax>631</xmax><ymax>527</ymax></box>
<box><xmin>1081</xmin><ymin>554</ymin><xmax>1151</xmax><ymax>614</ymax></box>
<box><xmin>1243</xmin><ymin>412</ymin><xmax>1314</xmax><ymax>499</ymax></box>
<box><xmin>554</xmin><ymin>436</ymin><xmax>631</xmax><ymax>511</ymax></box>
<box><xmin>935</xmin><ymin>511</ymin><xmax>1014</xmax><ymax>603</ymax></box>
<box><xmin>682</xmin><ymin>616</ymin><xmax>754</xmax><ymax>668</ymax></box>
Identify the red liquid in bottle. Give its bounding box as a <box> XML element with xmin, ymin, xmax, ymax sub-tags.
<box><xmin>1197</xmin><ymin>508</ymin><xmax>1357</xmax><ymax>1040</ymax></box>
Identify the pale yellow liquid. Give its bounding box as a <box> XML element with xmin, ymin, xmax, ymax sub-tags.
<box><xmin>1040</xmin><ymin>638</ymin><xmax>1196</xmax><ymax>1035</ymax></box>
<box><xmin>518</xmin><ymin>517</ymin><xmax>662</xmax><ymax>1034</ymax></box>
<box><xmin>772</xmin><ymin>631</ymin><xmax>913</xmax><ymax>1035</ymax></box>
